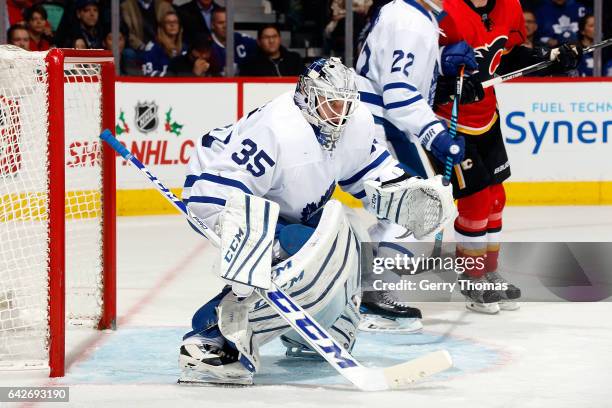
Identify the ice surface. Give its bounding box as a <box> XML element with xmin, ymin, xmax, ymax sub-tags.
<box><xmin>1</xmin><ymin>206</ymin><xmax>611</xmax><ymax>407</ymax></box>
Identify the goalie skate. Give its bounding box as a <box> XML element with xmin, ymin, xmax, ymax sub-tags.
<box><xmin>178</xmin><ymin>335</ymin><xmax>253</xmax><ymax>386</ymax></box>
<box><xmin>358</xmin><ymin>315</ymin><xmax>423</xmax><ymax>333</ymax></box>
<box><xmin>280</xmin><ymin>335</ymin><xmax>322</xmax><ymax>360</ymax></box>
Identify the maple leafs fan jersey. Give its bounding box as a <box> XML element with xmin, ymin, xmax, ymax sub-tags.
<box><xmin>437</xmin><ymin>0</ymin><xmax>526</xmax><ymax>135</ymax></box>
<box><xmin>535</xmin><ymin>0</ymin><xmax>588</xmax><ymax>45</ymax></box>
<box><xmin>182</xmin><ymin>91</ymin><xmax>399</xmax><ymax>229</ymax></box>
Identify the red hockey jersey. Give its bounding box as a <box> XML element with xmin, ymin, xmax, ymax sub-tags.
<box><xmin>437</xmin><ymin>0</ymin><xmax>526</xmax><ymax>135</ymax></box>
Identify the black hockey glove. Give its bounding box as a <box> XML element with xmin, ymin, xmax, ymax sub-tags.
<box><xmin>554</xmin><ymin>43</ymin><xmax>583</xmax><ymax>71</ymax></box>
<box><xmin>434</xmin><ymin>74</ymin><xmax>484</xmax><ymax>106</ymax></box>
<box><xmin>533</xmin><ymin>43</ymin><xmax>582</xmax><ymax>73</ymax></box>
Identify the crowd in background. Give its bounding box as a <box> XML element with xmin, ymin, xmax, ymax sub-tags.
<box><xmin>3</xmin><ymin>0</ymin><xmax>611</xmax><ymax>77</ymax></box>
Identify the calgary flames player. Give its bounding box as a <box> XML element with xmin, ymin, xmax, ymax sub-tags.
<box><xmin>434</xmin><ymin>0</ymin><xmax>581</xmax><ymax>314</ymax></box>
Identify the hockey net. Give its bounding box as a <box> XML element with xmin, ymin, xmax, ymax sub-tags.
<box><xmin>0</xmin><ymin>46</ymin><xmax>116</xmax><ymax>377</ymax></box>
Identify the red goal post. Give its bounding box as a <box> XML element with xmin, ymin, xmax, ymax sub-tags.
<box><xmin>0</xmin><ymin>47</ymin><xmax>116</xmax><ymax>377</ymax></box>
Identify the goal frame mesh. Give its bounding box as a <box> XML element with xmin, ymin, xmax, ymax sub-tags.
<box><xmin>45</xmin><ymin>49</ymin><xmax>116</xmax><ymax>377</ymax></box>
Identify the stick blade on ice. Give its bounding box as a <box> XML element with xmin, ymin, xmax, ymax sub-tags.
<box><xmin>383</xmin><ymin>350</ymin><xmax>453</xmax><ymax>389</ymax></box>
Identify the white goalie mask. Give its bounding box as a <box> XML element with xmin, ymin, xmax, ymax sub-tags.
<box><xmin>294</xmin><ymin>57</ymin><xmax>360</xmax><ymax>151</ymax></box>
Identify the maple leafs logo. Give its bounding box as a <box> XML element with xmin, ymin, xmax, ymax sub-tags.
<box><xmin>300</xmin><ymin>182</ymin><xmax>335</xmax><ymax>224</ymax></box>
<box><xmin>474</xmin><ymin>35</ymin><xmax>508</xmax><ymax>78</ymax></box>
<box><xmin>552</xmin><ymin>15</ymin><xmax>578</xmax><ymax>39</ymax></box>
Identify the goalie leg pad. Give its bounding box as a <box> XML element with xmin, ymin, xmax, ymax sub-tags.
<box><xmin>247</xmin><ymin>201</ymin><xmax>361</xmax><ymax>347</ymax></box>
<box><xmin>282</xmin><ymin>270</ymin><xmax>361</xmax><ymax>358</ymax></box>
<box><xmin>218</xmin><ymin>291</ymin><xmax>261</xmax><ymax>373</ymax></box>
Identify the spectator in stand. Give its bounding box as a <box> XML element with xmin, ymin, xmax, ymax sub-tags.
<box><xmin>121</xmin><ymin>0</ymin><xmax>174</xmax><ymax>52</ymax></box>
<box><xmin>177</xmin><ymin>0</ymin><xmax>220</xmax><ymax>47</ymax></box>
<box><xmin>59</xmin><ymin>0</ymin><xmax>104</xmax><ymax>49</ymax></box>
<box><xmin>168</xmin><ymin>35</ymin><xmax>221</xmax><ymax>77</ymax></box>
<box><xmin>24</xmin><ymin>4</ymin><xmax>54</xmax><ymax>51</ymax></box>
<box><xmin>239</xmin><ymin>24</ymin><xmax>304</xmax><ymax>76</ymax></box>
<box><xmin>523</xmin><ymin>9</ymin><xmax>544</xmax><ymax>48</ymax></box>
<box><xmin>76</xmin><ymin>0</ymin><xmax>104</xmax><ymax>48</ymax></box>
<box><xmin>7</xmin><ymin>24</ymin><xmax>31</xmax><ymax>50</ymax></box>
<box><xmin>576</xmin><ymin>14</ymin><xmax>611</xmax><ymax>77</ymax></box>
<box><xmin>209</xmin><ymin>7</ymin><xmax>257</xmax><ymax>75</ymax></box>
<box><xmin>142</xmin><ymin>11</ymin><xmax>186</xmax><ymax>77</ymax></box>
<box><xmin>536</xmin><ymin>0</ymin><xmax>588</xmax><ymax>47</ymax></box>
<box><xmin>6</xmin><ymin>0</ymin><xmax>32</xmax><ymax>26</ymax></box>
<box><xmin>522</xmin><ymin>10</ymin><xmax>542</xmax><ymax>48</ymax></box>
<box><xmin>324</xmin><ymin>0</ymin><xmax>372</xmax><ymax>56</ymax></box>
<box><xmin>103</xmin><ymin>24</ymin><xmax>141</xmax><ymax>75</ymax></box>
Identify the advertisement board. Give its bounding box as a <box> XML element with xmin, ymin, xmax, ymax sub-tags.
<box><xmin>114</xmin><ymin>78</ymin><xmax>612</xmax><ymax>214</ymax></box>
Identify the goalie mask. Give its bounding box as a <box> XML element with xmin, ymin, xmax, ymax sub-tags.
<box><xmin>294</xmin><ymin>57</ymin><xmax>360</xmax><ymax>151</ymax></box>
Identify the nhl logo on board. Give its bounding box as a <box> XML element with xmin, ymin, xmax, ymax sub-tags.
<box><xmin>135</xmin><ymin>101</ymin><xmax>159</xmax><ymax>133</ymax></box>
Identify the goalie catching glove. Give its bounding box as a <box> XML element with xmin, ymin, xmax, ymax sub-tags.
<box><xmin>364</xmin><ymin>174</ymin><xmax>456</xmax><ymax>239</ymax></box>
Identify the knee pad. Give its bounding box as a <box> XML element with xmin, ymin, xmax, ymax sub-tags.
<box><xmin>455</xmin><ymin>188</ymin><xmax>491</xmax><ymax>236</ymax></box>
<box><xmin>485</xmin><ymin>184</ymin><xmax>506</xmax><ymax>272</ymax></box>
<box><xmin>488</xmin><ymin>184</ymin><xmax>506</xmax><ymax>231</ymax></box>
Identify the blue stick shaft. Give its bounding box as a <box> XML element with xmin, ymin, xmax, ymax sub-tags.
<box><xmin>100</xmin><ymin>129</ymin><xmax>219</xmax><ymax>246</ymax></box>
<box><xmin>434</xmin><ymin>67</ymin><xmax>465</xmax><ymax>249</ymax></box>
<box><xmin>443</xmin><ymin>66</ymin><xmax>465</xmax><ymax>185</ymax></box>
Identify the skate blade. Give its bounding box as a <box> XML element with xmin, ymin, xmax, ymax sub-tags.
<box><xmin>178</xmin><ymin>372</ymin><xmax>253</xmax><ymax>386</ymax></box>
<box><xmin>285</xmin><ymin>347</ymin><xmax>324</xmax><ymax>360</ymax></box>
<box><xmin>178</xmin><ymin>378</ymin><xmax>252</xmax><ymax>387</ymax></box>
<box><xmin>358</xmin><ymin>318</ymin><xmax>423</xmax><ymax>334</ymax></box>
<box><xmin>465</xmin><ymin>300</ymin><xmax>500</xmax><ymax>314</ymax></box>
<box><xmin>499</xmin><ymin>300</ymin><xmax>520</xmax><ymax>311</ymax></box>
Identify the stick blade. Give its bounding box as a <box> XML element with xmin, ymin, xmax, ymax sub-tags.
<box><xmin>383</xmin><ymin>350</ymin><xmax>452</xmax><ymax>389</ymax></box>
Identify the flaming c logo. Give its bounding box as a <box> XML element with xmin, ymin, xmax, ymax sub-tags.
<box><xmin>474</xmin><ymin>36</ymin><xmax>508</xmax><ymax>79</ymax></box>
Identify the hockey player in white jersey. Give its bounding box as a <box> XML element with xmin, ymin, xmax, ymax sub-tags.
<box><xmin>178</xmin><ymin>57</ymin><xmax>455</xmax><ymax>385</ymax></box>
<box><xmin>354</xmin><ymin>0</ymin><xmax>479</xmax><ymax>331</ymax></box>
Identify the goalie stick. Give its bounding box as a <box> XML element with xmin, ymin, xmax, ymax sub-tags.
<box><xmin>481</xmin><ymin>38</ymin><xmax>612</xmax><ymax>89</ymax></box>
<box><xmin>100</xmin><ymin>130</ymin><xmax>452</xmax><ymax>391</ymax></box>
<box><xmin>433</xmin><ymin>66</ymin><xmax>465</xmax><ymax>258</ymax></box>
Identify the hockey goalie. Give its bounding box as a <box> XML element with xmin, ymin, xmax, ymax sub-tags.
<box><xmin>178</xmin><ymin>57</ymin><xmax>456</xmax><ymax>385</ymax></box>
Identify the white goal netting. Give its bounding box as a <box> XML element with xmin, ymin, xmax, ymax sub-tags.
<box><xmin>0</xmin><ymin>46</ymin><xmax>106</xmax><ymax>369</ymax></box>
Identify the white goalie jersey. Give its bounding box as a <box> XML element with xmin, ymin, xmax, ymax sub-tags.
<box><xmin>182</xmin><ymin>91</ymin><xmax>401</xmax><ymax>229</ymax></box>
<box><xmin>355</xmin><ymin>0</ymin><xmax>443</xmax><ymax>141</ymax></box>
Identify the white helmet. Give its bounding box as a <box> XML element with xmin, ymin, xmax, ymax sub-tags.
<box><xmin>294</xmin><ymin>57</ymin><xmax>360</xmax><ymax>151</ymax></box>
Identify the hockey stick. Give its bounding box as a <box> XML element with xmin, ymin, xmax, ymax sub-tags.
<box><xmin>482</xmin><ymin>38</ymin><xmax>612</xmax><ymax>89</ymax></box>
<box><xmin>100</xmin><ymin>130</ymin><xmax>452</xmax><ymax>391</ymax></box>
<box><xmin>432</xmin><ymin>66</ymin><xmax>465</xmax><ymax>258</ymax></box>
